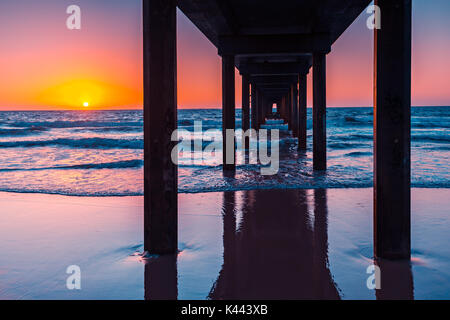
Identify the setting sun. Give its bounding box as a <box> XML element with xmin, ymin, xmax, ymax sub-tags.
<box><xmin>83</xmin><ymin>102</ymin><xmax>89</xmax><ymax>107</ymax></box>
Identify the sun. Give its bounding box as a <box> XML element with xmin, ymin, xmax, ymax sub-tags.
<box><xmin>83</xmin><ymin>102</ymin><xmax>89</xmax><ymax>107</ymax></box>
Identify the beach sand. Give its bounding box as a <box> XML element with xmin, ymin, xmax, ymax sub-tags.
<box><xmin>0</xmin><ymin>188</ymin><xmax>449</xmax><ymax>299</ymax></box>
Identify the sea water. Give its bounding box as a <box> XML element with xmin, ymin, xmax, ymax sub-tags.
<box><xmin>0</xmin><ymin>107</ymin><xmax>447</xmax><ymax>196</ymax></box>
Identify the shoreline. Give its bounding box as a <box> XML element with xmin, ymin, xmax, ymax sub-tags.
<box><xmin>0</xmin><ymin>184</ymin><xmax>448</xmax><ymax>198</ymax></box>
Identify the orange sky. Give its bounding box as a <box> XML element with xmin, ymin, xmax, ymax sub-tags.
<box><xmin>0</xmin><ymin>0</ymin><xmax>449</xmax><ymax>110</ymax></box>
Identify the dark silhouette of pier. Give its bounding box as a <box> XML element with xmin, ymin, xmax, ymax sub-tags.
<box><xmin>143</xmin><ymin>0</ymin><xmax>412</xmax><ymax>261</ymax></box>
<box><xmin>209</xmin><ymin>189</ymin><xmax>340</xmax><ymax>300</ymax></box>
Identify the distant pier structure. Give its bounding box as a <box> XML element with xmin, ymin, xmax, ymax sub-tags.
<box><xmin>143</xmin><ymin>0</ymin><xmax>412</xmax><ymax>260</ymax></box>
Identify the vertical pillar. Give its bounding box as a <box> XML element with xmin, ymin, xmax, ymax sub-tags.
<box><xmin>222</xmin><ymin>192</ymin><xmax>237</xmax><ymax>298</ymax></box>
<box><xmin>242</xmin><ymin>76</ymin><xmax>250</xmax><ymax>150</ymax></box>
<box><xmin>242</xmin><ymin>75</ymin><xmax>250</xmax><ymax>132</ymax></box>
<box><xmin>287</xmin><ymin>90</ymin><xmax>292</xmax><ymax>131</ymax></box>
<box><xmin>257</xmin><ymin>90</ymin><xmax>263</xmax><ymax>129</ymax></box>
<box><xmin>250</xmin><ymin>83</ymin><xmax>258</xmax><ymax>129</ymax></box>
<box><xmin>298</xmin><ymin>73</ymin><xmax>307</xmax><ymax>150</ymax></box>
<box><xmin>313</xmin><ymin>189</ymin><xmax>330</xmax><ymax>298</ymax></box>
<box><xmin>257</xmin><ymin>90</ymin><xmax>264</xmax><ymax>129</ymax></box>
<box><xmin>291</xmin><ymin>82</ymin><xmax>299</xmax><ymax>137</ymax></box>
<box><xmin>144</xmin><ymin>255</ymin><xmax>178</xmax><ymax>300</ymax></box>
<box><xmin>374</xmin><ymin>0</ymin><xmax>411</xmax><ymax>260</ymax></box>
<box><xmin>283</xmin><ymin>95</ymin><xmax>287</xmax><ymax>123</ymax></box>
<box><xmin>263</xmin><ymin>97</ymin><xmax>267</xmax><ymax>122</ymax></box>
<box><xmin>222</xmin><ymin>54</ymin><xmax>236</xmax><ymax>172</ymax></box>
<box><xmin>143</xmin><ymin>0</ymin><xmax>177</xmax><ymax>254</ymax></box>
<box><xmin>280</xmin><ymin>96</ymin><xmax>285</xmax><ymax>121</ymax></box>
<box><xmin>264</xmin><ymin>101</ymin><xmax>269</xmax><ymax>118</ymax></box>
<box><xmin>313</xmin><ymin>53</ymin><xmax>326</xmax><ymax>171</ymax></box>
<box><xmin>375</xmin><ymin>259</ymin><xmax>413</xmax><ymax>299</ymax></box>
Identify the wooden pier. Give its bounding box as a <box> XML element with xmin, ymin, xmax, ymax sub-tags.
<box><xmin>143</xmin><ymin>0</ymin><xmax>412</xmax><ymax>260</ymax></box>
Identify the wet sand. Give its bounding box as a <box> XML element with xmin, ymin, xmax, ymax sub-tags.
<box><xmin>0</xmin><ymin>188</ymin><xmax>449</xmax><ymax>299</ymax></box>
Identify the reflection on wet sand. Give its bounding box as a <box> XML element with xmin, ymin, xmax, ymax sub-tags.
<box><xmin>209</xmin><ymin>189</ymin><xmax>340</xmax><ymax>300</ymax></box>
<box><xmin>144</xmin><ymin>254</ymin><xmax>177</xmax><ymax>300</ymax></box>
<box><xmin>375</xmin><ymin>258</ymin><xmax>414</xmax><ymax>300</ymax></box>
<box><xmin>144</xmin><ymin>189</ymin><xmax>415</xmax><ymax>300</ymax></box>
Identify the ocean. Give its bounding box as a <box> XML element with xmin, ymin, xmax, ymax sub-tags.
<box><xmin>0</xmin><ymin>106</ymin><xmax>448</xmax><ymax>196</ymax></box>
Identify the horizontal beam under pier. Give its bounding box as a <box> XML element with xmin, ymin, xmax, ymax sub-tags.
<box><xmin>239</xmin><ymin>62</ymin><xmax>311</xmax><ymax>76</ymax></box>
<box><xmin>219</xmin><ymin>34</ymin><xmax>331</xmax><ymax>56</ymax></box>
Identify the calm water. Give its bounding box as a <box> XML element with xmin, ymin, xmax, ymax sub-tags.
<box><xmin>0</xmin><ymin>107</ymin><xmax>448</xmax><ymax>196</ymax></box>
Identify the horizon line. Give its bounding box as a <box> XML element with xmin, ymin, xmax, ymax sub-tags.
<box><xmin>0</xmin><ymin>105</ymin><xmax>449</xmax><ymax>112</ymax></box>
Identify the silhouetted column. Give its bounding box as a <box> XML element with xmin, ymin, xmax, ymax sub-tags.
<box><xmin>375</xmin><ymin>259</ymin><xmax>414</xmax><ymax>300</ymax></box>
<box><xmin>280</xmin><ymin>96</ymin><xmax>285</xmax><ymax>121</ymax></box>
<box><xmin>374</xmin><ymin>0</ymin><xmax>411</xmax><ymax>260</ymax></box>
<box><xmin>143</xmin><ymin>0</ymin><xmax>177</xmax><ymax>254</ymax></box>
<box><xmin>242</xmin><ymin>76</ymin><xmax>250</xmax><ymax>150</ymax></box>
<box><xmin>313</xmin><ymin>189</ymin><xmax>338</xmax><ymax>299</ymax></box>
<box><xmin>298</xmin><ymin>73</ymin><xmax>307</xmax><ymax>150</ymax></box>
<box><xmin>262</xmin><ymin>94</ymin><xmax>266</xmax><ymax>125</ymax></box>
<box><xmin>222</xmin><ymin>54</ymin><xmax>236</xmax><ymax>172</ymax></box>
<box><xmin>257</xmin><ymin>90</ymin><xmax>263</xmax><ymax>129</ymax></box>
<box><xmin>222</xmin><ymin>192</ymin><xmax>237</xmax><ymax>298</ymax></box>
<box><xmin>145</xmin><ymin>254</ymin><xmax>178</xmax><ymax>300</ymax></box>
<box><xmin>313</xmin><ymin>53</ymin><xmax>326</xmax><ymax>171</ymax></box>
<box><xmin>313</xmin><ymin>188</ymin><xmax>325</xmax><ymax>297</ymax></box>
<box><xmin>291</xmin><ymin>82</ymin><xmax>299</xmax><ymax>137</ymax></box>
<box><xmin>287</xmin><ymin>90</ymin><xmax>292</xmax><ymax>131</ymax></box>
<box><xmin>282</xmin><ymin>95</ymin><xmax>288</xmax><ymax>123</ymax></box>
<box><xmin>242</xmin><ymin>75</ymin><xmax>250</xmax><ymax>132</ymax></box>
<box><xmin>251</xmin><ymin>84</ymin><xmax>258</xmax><ymax>130</ymax></box>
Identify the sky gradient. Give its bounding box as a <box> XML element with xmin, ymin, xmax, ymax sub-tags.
<box><xmin>0</xmin><ymin>0</ymin><xmax>449</xmax><ymax>110</ymax></box>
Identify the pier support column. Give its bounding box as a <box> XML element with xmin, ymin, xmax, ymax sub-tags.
<box><xmin>287</xmin><ymin>90</ymin><xmax>292</xmax><ymax>131</ymax></box>
<box><xmin>222</xmin><ymin>54</ymin><xmax>236</xmax><ymax>172</ymax></box>
<box><xmin>282</xmin><ymin>95</ymin><xmax>288</xmax><ymax>123</ymax></box>
<box><xmin>278</xmin><ymin>97</ymin><xmax>284</xmax><ymax>120</ymax></box>
<box><xmin>313</xmin><ymin>52</ymin><xmax>326</xmax><ymax>171</ymax></box>
<box><xmin>242</xmin><ymin>76</ymin><xmax>250</xmax><ymax>150</ymax></box>
<box><xmin>264</xmin><ymin>100</ymin><xmax>267</xmax><ymax>120</ymax></box>
<box><xmin>251</xmin><ymin>84</ymin><xmax>258</xmax><ymax>130</ymax></box>
<box><xmin>298</xmin><ymin>73</ymin><xmax>307</xmax><ymax>150</ymax></box>
<box><xmin>242</xmin><ymin>75</ymin><xmax>250</xmax><ymax>133</ymax></box>
<box><xmin>257</xmin><ymin>91</ymin><xmax>263</xmax><ymax>129</ymax></box>
<box><xmin>291</xmin><ymin>82</ymin><xmax>299</xmax><ymax>137</ymax></box>
<box><xmin>374</xmin><ymin>0</ymin><xmax>411</xmax><ymax>260</ymax></box>
<box><xmin>143</xmin><ymin>0</ymin><xmax>177</xmax><ymax>254</ymax></box>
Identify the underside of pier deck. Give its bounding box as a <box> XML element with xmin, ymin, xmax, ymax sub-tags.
<box><xmin>143</xmin><ymin>0</ymin><xmax>412</xmax><ymax>262</ymax></box>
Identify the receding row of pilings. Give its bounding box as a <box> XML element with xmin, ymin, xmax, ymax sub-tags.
<box><xmin>241</xmin><ymin>72</ymin><xmax>309</xmax><ymax>150</ymax></box>
<box><xmin>143</xmin><ymin>0</ymin><xmax>412</xmax><ymax>261</ymax></box>
<box><xmin>229</xmin><ymin>55</ymin><xmax>327</xmax><ymax>172</ymax></box>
